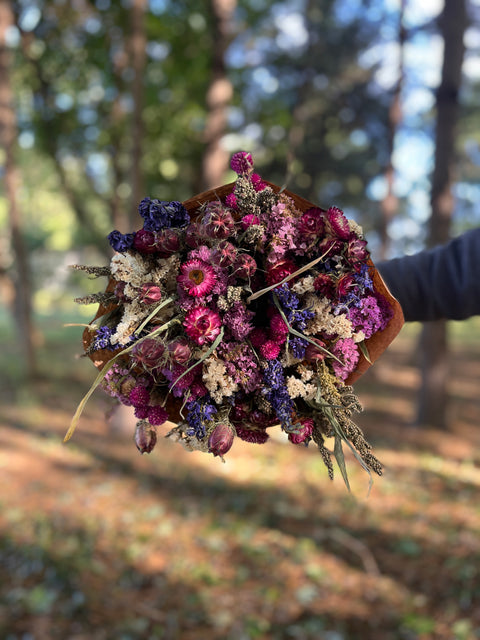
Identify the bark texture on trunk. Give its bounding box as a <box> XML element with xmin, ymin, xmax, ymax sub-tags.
<box><xmin>0</xmin><ymin>0</ymin><xmax>37</xmax><ymax>376</ymax></box>
<box><xmin>201</xmin><ymin>0</ymin><xmax>236</xmax><ymax>190</ymax></box>
<box><xmin>130</xmin><ymin>0</ymin><xmax>147</xmax><ymax>225</ymax></box>
<box><xmin>379</xmin><ymin>0</ymin><xmax>406</xmax><ymax>260</ymax></box>
<box><xmin>418</xmin><ymin>0</ymin><xmax>467</xmax><ymax>429</ymax></box>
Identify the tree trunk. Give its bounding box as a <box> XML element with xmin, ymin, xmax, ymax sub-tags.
<box><xmin>417</xmin><ymin>0</ymin><xmax>467</xmax><ymax>429</ymax></box>
<box><xmin>201</xmin><ymin>0</ymin><xmax>236</xmax><ymax>190</ymax></box>
<box><xmin>378</xmin><ymin>0</ymin><xmax>406</xmax><ymax>260</ymax></box>
<box><xmin>129</xmin><ymin>0</ymin><xmax>147</xmax><ymax>223</ymax></box>
<box><xmin>0</xmin><ymin>0</ymin><xmax>37</xmax><ymax>376</ymax></box>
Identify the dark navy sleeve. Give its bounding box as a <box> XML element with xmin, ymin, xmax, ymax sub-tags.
<box><xmin>376</xmin><ymin>229</ymin><xmax>480</xmax><ymax>322</ymax></box>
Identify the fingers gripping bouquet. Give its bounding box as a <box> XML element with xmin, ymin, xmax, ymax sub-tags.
<box><xmin>68</xmin><ymin>152</ymin><xmax>403</xmax><ymax>486</ymax></box>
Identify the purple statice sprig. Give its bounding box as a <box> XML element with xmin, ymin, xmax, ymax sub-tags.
<box><xmin>93</xmin><ymin>325</ymin><xmax>117</xmax><ymax>351</ymax></box>
<box><xmin>186</xmin><ymin>396</ymin><xmax>218</xmax><ymax>440</ymax></box>
<box><xmin>139</xmin><ymin>198</ymin><xmax>190</xmax><ymax>231</ymax></box>
<box><xmin>108</xmin><ymin>230</ymin><xmax>136</xmax><ymax>252</ymax></box>
<box><xmin>274</xmin><ymin>283</ymin><xmax>315</xmax><ymax>332</ymax></box>
<box><xmin>262</xmin><ymin>359</ymin><xmax>295</xmax><ymax>432</ymax></box>
<box><xmin>272</xmin><ymin>291</ymin><xmax>342</xmax><ymax>366</ymax></box>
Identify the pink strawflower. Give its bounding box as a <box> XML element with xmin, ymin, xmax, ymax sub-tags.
<box><xmin>288</xmin><ymin>417</ymin><xmax>314</xmax><ymax>445</ymax></box>
<box><xmin>346</xmin><ymin>237</ymin><xmax>369</xmax><ymax>267</ymax></box>
<box><xmin>230</xmin><ymin>151</ymin><xmax>254</xmax><ymax>176</ymax></box>
<box><xmin>326</xmin><ymin>206</ymin><xmax>351</xmax><ymax>240</ymax></box>
<box><xmin>183</xmin><ymin>306</ymin><xmax>222</xmax><ymax>345</ymax></box>
<box><xmin>297</xmin><ymin>208</ymin><xmax>325</xmax><ymax>238</ymax></box>
<box><xmin>147</xmin><ymin>405</ymin><xmax>169</xmax><ymax>426</ymax></box>
<box><xmin>129</xmin><ymin>385</ymin><xmax>150</xmax><ymax>407</ymax></box>
<box><xmin>260</xmin><ymin>340</ymin><xmax>281</xmax><ymax>360</ymax></box>
<box><xmin>178</xmin><ymin>259</ymin><xmax>216</xmax><ymax>297</ymax></box>
<box><xmin>240</xmin><ymin>214</ymin><xmax>260</xmax><ymax>230</ymax></box>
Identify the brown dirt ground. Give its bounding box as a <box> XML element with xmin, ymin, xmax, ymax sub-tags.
<box><xmin>1</xmin><ymin>322</ymin><xmax>480</xmax><ymax>639</ymax></box>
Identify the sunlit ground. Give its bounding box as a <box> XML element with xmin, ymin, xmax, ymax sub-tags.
<box><xmin>1</xmin><ymin>313</ymin><xmax>480</xmax><ymax>639</ymax></box>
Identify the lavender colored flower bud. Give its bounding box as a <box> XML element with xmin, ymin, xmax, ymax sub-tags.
<box><xmin>208</xmin><ymin>423</ymin><xmax>235</xmax><ymax>457</ymax></box>
<box><xmin>139</xmin><ymin>283</ymin><xmax>162</xmax><ymax>305</ymax></box>
<box><xmin>168</xmin><ymin>339</ymin><xmax>191</xmax><ymax>364</ymax></box>
<box><xmin>134</xmin><ymin>420</ymin><xmax>157</xmax><ymax>454</ymax></box>
<box><xmin>132</xmin><ymin>338</ymin><xmax>165</xmax><ymax>368</ymax></box>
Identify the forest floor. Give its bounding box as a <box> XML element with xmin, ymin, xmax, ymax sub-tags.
<box><xmin>1</xmin><ymin>315</ymin><xmax>480</xmax><ymax>640</ymax></box>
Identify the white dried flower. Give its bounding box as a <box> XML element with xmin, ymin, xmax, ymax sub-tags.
<box><xmin>348</xmin><ymin>219</ymin><xmax>364</xmax><ymax>237</ymax></box>
<box><xmin>203</xmin><ymin>357</ymin><xmax>238</xmax><ymax>402</ymax></box>
<box><xmin>286</xmin><ymin>375</ymin><xmax>316</xmax><ymax>400</ymax></box>
<box><xmin>110</xmin><ymin>252</ymin><xmax>149</xmax><ymax>287</ymax></box>
<box><xmin>304</xmin><ymin>295</ymin><xmax>353</xmax><ymax>339</ymax></box>
<box><xmin>291</xmin><ymin>275</ymin><xmax>315</xmax><ymax>296</ymax></box>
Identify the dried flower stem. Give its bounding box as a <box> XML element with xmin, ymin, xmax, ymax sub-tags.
<box><xmin>64</xmin><ymin>317</ymin><xmax>179</xmax><ymax>443</ymax></box>
<box><xmin>246</xmin><ymin>247</ymin><xmax>332</xmax><ymax>304</ymax></box>
<box><xmin>70</xmin><ymin>265</ymin><xmax>111</xmax><ymax>277</ymax></box>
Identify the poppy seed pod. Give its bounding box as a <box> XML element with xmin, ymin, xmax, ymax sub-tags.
<box><xmin>134</xmin><ymin>420</ymin><xmax>157</xmax><ymax>454</ymax></box>
<box><xmin>208</xmin><ymin>422</ymin><xmax>235</xmax><ymax>457</ymax></box>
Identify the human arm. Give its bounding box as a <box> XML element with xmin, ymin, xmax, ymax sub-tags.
<box><xmin>376</xmin><ymin>228</ymin><xmax>480</xmax><ymax>322</ymax></box>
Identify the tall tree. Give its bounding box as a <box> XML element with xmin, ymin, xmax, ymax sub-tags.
<box><xmin>0</xmin><ymin>0</ymin><xmax>37</xmax><ymax>376</ymax></box>
<box><xmin>130</xmin><ymin>0</ymin><xmax>147</xmax><ymax>223</ymax></box>
<box><xmin>379</xmin><ymin>0</ymin><xmax>406</xmax><ymax>260</ymax></box>
<box><xmin>201</xmin><ymin>0</ymin><xmax>236</xmax><ymax>190</ymax></box>
<box><xmin>417</xmin><ymin>0</ymin><xmax>468</xmax><ymax>428</ymax></box>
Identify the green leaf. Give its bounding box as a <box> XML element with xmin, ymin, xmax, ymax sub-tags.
<box><xmin>334</xmin><ymin>434</ymin><xmax>351</xmax><ymax>491</ymax></box>
<box><xmin>358</xmin><ymin>340</ymin><xmax>372</xmax><ymax>364</ymax></box>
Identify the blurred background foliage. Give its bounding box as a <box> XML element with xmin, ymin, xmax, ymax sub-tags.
<box><xmin>1</xmin><ymin>0</ymin><xmax>480</xmax><ymax>637</ymax></box>
<box><xmin>1</xmin><ymin>0</ymin><xmax>479</xmax><ymax>313</ymax></box>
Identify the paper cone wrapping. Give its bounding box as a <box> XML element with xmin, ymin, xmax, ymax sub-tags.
<box><xmin>84</xmin><ymin>181</ymin><xmax>404</xmax><ymax>422</ymax></box>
